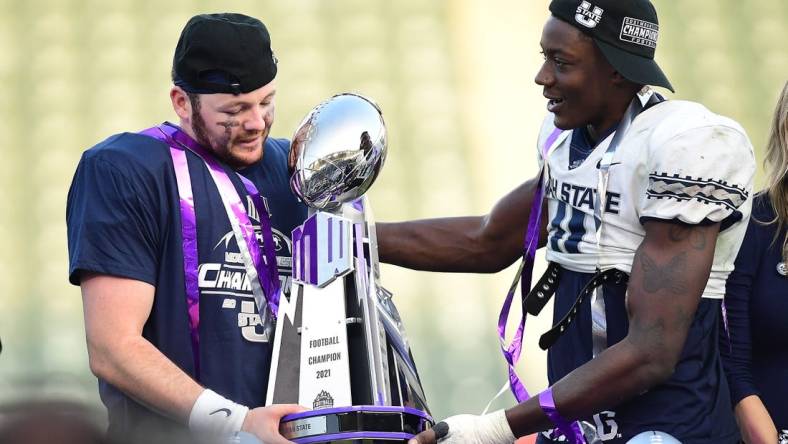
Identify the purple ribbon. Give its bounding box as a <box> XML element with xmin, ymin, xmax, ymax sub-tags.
<box><xmin>538</xmin><ymin>389</ymin><xmax>586</xmax><ymax>444</ymax></box>
<box><xmin>239</xmin><ymin>176</ymin><xmax>282</xmax><ymax>316</ymax></box>
<box><xmin>496</xmin><ymin>128</ymin><xmax>563</xmax><ymax>402</ymax></box>
<box><xmin>139</xmin><ymin>123</ymin><xmax>281</xmax><ymax>379</ymax></box>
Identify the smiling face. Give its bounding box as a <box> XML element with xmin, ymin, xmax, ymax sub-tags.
<box><xmin>535</xmin><ymin>17</ymin><xmax>628</xmax><ymax>133</ymax></box>
<box><xmin>171</xmin><ymin>80</ymin><xmax>276</xmax><ymax>169</ymax></box>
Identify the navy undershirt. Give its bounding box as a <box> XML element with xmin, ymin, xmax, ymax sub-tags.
<box><xmin>568</xmin><ymin>125</ymin><xmax>617</xmax><ymax>170</ymax></box>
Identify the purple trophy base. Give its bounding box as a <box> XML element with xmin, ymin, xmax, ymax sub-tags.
<box><xmin>280</xmin><ymin>405</ymin><xmax>434</xmax><ymax>443</ymax></box>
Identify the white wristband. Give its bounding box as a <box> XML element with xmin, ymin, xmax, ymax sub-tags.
<box><xmin>439</xmin><ymin>409</ymin><xmax>516</xmax><ymax>444</ymax></box>
<box><xmin>188</xmin><ymin>389</ymin><xmax>249</xmax><ymax>438</ymax></box>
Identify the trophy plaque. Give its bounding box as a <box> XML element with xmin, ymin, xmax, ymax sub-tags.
<box><xmin>267</xmin><ymin>93</ymin><xmax>433</xmax><ymax>443</ymax></box>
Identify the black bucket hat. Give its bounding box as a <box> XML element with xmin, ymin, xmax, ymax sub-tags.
<box><xmin>549</xmin><ymin>0</ymin><xmax>674</xmax><ymax>92</ymax></box>
<box><xmin>173</xmin><ymin>13</ymin><xmax>278</xmax><ymax>95</ymax></box>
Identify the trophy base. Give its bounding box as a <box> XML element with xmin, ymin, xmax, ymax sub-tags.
<box><xmin>280</xmin><ymin>406</ymin><xmax>434</xmax><ymax>443</ymax></box>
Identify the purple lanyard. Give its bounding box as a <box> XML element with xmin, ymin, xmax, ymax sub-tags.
<box><xmin>497</xmin><ymin>127</ymin><xmax>585</xmax><ymax>443</ymax></box>
<box><xmin>139</xmin><ymin>123</ymin><xmax>281</xmax><ymax>379</ymax></box>
<box><xmin>497</xmin><ymin>128</ymin><xmax>564</xmax><ymax>402</ymax></box>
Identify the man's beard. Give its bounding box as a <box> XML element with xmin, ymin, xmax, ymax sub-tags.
<box><xmin>191</xmin><ymin>110</ymin><xmax>229</xmax><ymax>157</ymax></box>
<box><xmin>191</xmin><ymin>110</ymin><xmax>266</xmax><ymax>169</ymax></box>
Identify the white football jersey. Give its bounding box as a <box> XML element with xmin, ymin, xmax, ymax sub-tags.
<box><xmin>537</xmin><ymin>100</ymin><xmax>755</xmax><ymax>299</ymax></box>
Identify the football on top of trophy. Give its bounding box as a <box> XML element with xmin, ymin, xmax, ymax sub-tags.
<box><xmin>289</xmin><ymin>93</ymin><xmax>387</xmax><ymax>211</ymax></box>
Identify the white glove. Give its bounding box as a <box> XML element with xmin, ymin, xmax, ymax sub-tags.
<box><xmin>432</xmin><ymin>409</ymin><xmax>516</xmax><ymax>444</ymax></box>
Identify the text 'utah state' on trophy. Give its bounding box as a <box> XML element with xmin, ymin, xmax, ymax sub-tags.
<box><xmin>267</xmin><ymin>93</ymin><xmax>434</xmax><ymax>443</ymax></box>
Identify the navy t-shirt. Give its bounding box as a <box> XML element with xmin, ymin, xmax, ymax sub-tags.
<box><xmin>66</xmin><ymin>126</ymin><xmax>307</xmax><ymax>436</ymax></box>
<box><xmin>721</xmin><ymin>192</ymin><xmax>788</xmax><ymax>431</ymax></box>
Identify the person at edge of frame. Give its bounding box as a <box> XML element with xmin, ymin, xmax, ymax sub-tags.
<box><xmin>377</xmin><ymin>0</ymin><xmax>755</xmax><ymax>443</ymax></box>
<box><xmin>720</xmin><ymin>81</ymin><xmax>788</xmax><ymax>444</ymax></box>
<box><xmin>66</xmin><ymin>12</ymin><xmax>308</xmax><ymax>444</ymax></box>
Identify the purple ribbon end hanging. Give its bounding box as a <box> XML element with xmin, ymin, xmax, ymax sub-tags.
<box><xmin>538</xmin><ymin>389</ymin><xmax>586</xmax><ymax>444</ymax></box>
<box><xmin>496</xmin><ymin>127</ymin><xmax>564</xmax><ymax>403</ymax></box>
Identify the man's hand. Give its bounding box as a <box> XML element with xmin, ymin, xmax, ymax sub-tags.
<box><xmin>241</xmin><ymin>404</ymin><xmax>308</xmax><ymax>444</ymax></box>
<box><xmin>409</xmin><ymin>410</ymin><xmax>516</xmax><ymax>444</ymax></box>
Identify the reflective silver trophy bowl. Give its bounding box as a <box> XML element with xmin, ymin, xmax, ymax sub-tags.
<box><xmin>289</xmin><ymin>93</ymin><xmax>387</xmax><ymax>212</ymax></box>
<box><xmin>270</xmin><ymin>93</ymin><xmax>432</xmax><ymax>444</ymax></box>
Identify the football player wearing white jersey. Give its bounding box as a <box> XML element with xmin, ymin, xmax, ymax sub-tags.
<box><xmin>378</xmin><ymin>0</ymin><xmax>754</xmax><ymax>443</ymax></box>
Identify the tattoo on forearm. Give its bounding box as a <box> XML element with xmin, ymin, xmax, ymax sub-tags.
<box><xmin>667</xmin><ymin>224</ymin><xmax>707</xmax><ymax>250</ymax></box>
<box><xmin>673</xmin><ymin>305</ymin><xmax>694</xmax><ymax>331</ymax></box>
<box><xmin>639</xmin><ymin>251</ymin><xmax>688</xmax><ymax>294</ymax></box>
<box><xmin>629</xmin><ymin>314</ymin><xmax>666</xmax><ymax>350</ymax></box>
<box><xmin>629</xmin><ymin>300</ymin><xmax>693</xmax><ymax>351</ymax></box>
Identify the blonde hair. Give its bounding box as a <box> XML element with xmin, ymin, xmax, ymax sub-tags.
<box><xmin>763</xmin><ymin>81</ymin><xmax>788</xmax><ymax>263</ymax></box>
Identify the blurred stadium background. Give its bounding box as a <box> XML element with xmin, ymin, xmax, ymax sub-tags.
<box><xmin>0</xmin><ymin>0</ymin><xmax>785</xmax><ymax>432</ymax></box>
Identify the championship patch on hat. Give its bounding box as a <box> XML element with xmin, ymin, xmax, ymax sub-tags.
<box><xmin>620</xmin><ymin>18</ymin><xmax>659</xmax><ymax>48</ymax></box>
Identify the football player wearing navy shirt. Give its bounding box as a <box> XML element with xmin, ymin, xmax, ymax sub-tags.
<box><xmin>67</xmin><ymin>13</ymin><xmax>306</xmax><ymax>444</ymax></box>
<box><xmin>379</xmin><ymin>1</ymin><xmax>754</xmax><ymax>443</ymax></box>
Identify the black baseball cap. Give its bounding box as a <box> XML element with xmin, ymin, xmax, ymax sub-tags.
<box><xmin>173</xmin><ymin>13</ymin><xmax>277</xmax><ymax>95</ymax></box>
<box><xmin>549</xmin><ymin>0</ymin><xmax>674</xmax><ymax>92</ymax></box>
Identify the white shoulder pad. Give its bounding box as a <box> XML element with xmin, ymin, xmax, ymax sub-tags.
<box><xmin>639</xmin><ymin>102</ymin><xmax>754</xmax><ymax>225</ymax></box>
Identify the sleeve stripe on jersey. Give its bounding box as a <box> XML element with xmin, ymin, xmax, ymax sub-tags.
<box><xmin>647</xmin><ymin>172</ymin><xmax>748</xmax><ymax>211</ymax></box>
<box><xmin>649</xmin><ymin>172</ymin><xmax>748</xmax><ymax>194</ymax></box>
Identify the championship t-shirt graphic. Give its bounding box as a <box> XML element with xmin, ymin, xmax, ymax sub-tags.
<box><xmin>198</xmin><ymin>195</ymin><xmax>294</xmax><ymax>343</ymax></box>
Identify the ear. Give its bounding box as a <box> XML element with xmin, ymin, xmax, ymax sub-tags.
<box><xmin>170</xmin><ymin>86</ymin><xmax>192</xmax><ymax>121</ymax></box>
<box><xmin>611</xmin><ymin>70</ymin><xmax>628</xmax><ymax>87</ymax></box>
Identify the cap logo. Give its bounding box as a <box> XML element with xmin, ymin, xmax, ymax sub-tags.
<box><xmin>575</xmin><ymin>1</ymin><xmax>604</xmax><ymax>29</ymax></box>
<box><xmin>620</xmin><ymin>17</ymin><xmax>659</xmax><ymax>48</ymax></box>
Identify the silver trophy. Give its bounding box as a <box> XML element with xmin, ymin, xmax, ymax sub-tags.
<box><xmin>267</xmin><ymin>93</ymin><xmax>433</xmax><ymax>443</ymax></box>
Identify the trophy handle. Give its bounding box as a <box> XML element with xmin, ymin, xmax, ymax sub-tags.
<box><xmin>342</xmin><ymin>198</ymin><xmax>429</xmax><ymax>412</ymax></box>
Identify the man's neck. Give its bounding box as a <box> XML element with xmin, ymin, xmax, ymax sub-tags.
<box><xmin>586</xmin><ymin>92</ymin><xmax>639</xmax><ymax>144</ymax></box>
<box><xmin>586</xmin><ymin>124</ymin><xmax>602</xmax><ymax>145</ymax></box>
<box><xmin>585</xmin><ymin>122</ymin><xmax>617</xmax><ymax>146</ymax></box>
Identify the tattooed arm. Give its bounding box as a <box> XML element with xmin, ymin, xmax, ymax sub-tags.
<box><xmin>409</xmin><ymin>219</ymin><xmax>721</xmax><ymax>442</ymax></box>
<box><xmin>485</xmin><ymin>219</ymin><xmax>720</xmax><ymax>437</ymax></box>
